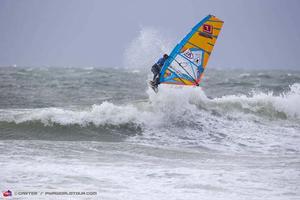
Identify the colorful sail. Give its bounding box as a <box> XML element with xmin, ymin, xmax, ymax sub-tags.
<box><xmin>159</xmin><ymin>15</ymin><xmax>223</xmax><ymax>86</ymax></box>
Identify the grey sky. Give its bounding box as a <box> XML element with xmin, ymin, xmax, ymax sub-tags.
<box><xmin>0</xmin><ymin>0</ymin><xmax>299</xmax><ymax>69</ymax></box>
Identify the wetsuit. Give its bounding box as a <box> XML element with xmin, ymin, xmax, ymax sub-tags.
<box><xmin>151</xmin><ymin>57</ymin><xmax>167</xmax><ymax>86</ymax></box>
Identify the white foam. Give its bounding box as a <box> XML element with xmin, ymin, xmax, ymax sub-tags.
<box><xmin>0</xmin><ymin>102</ymin><xmax>145</xmax><ymax>126</ymax></box>
<box><xmin>1</xmin><ymin>84</ymin><xmax>299</xmax><ymax>128</ymax></box>
<box><xmin>212</xmin><ymin>83</ymin><xmax>300</xmax><ymax>119</ymax></box>
<box><xmin>147</xmin><ymin>85</ymin><xmax>208</xmax><ymax>114</ymax></box>
<box><xmin>1</xmin><ymin>84</ymin><xmax>300</xmax><ymax>154</ymax></box>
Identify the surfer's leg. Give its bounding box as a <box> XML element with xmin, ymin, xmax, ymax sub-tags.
<box><xmin>151</xmin><ymin>64</ymin><xmax>160</xmax><ymax>80</ymax></box>
<box><xmin>153</xmin><ymin>73</ymin><xmax>158</xmax><ymax>82</ymax></box>
<box><xmin>153</xmin><ymin>74</ymin><xmax>160</xmax><ymax>87</ymax></box>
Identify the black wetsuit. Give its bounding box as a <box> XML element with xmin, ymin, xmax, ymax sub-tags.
<box><xmin>151</xmin><ymin>57</ymin><xmax>167</xmax><ymax>86</ymax></box>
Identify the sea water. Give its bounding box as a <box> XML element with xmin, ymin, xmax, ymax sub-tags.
<box><xmin>0</xmin><ymin>66</ymin><xmax>299</xmax><ymax>199</ymax></box>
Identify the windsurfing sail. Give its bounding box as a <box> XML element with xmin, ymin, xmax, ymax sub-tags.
<box><xmin>159</xmin><ymin>15</ymin><xmax>223</xmax><ymax>86</ymax></box>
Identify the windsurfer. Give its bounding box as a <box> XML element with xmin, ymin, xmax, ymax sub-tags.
<box><xmin>151</xmin><ymin>54</ymin><xmax>169</xmax><ymax>87</ymax></box>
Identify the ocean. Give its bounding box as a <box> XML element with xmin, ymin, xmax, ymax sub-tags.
<box><xmin>0</xmin><ymin>66</ymin><xmax>299</xmax><ymax>200</ymax></box>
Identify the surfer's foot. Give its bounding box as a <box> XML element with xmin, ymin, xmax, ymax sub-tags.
<box><xmin>150</xmin><ymin>80</ymin><xmax>155</xmax><ymax>85</ymax></box>
<box><xmin>149</xmin><ymin>81</ymin><xmax>158</xmax><ymax>93</ymax></box>
<box><xmin>150</xmin><ymin>81</ymin><xmax>158</xmax><ymax>87</ymax></box>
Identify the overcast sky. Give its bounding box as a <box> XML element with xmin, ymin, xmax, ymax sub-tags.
<box><xmin>0</xmin><ymin>0</ymin><xmax>299</xmax><ymax>69</ymax></box>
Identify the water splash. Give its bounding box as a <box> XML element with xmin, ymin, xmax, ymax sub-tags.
<box><xmin>123</xmin><ymin>27</ymin><xmax>173</xmax><ymax>70</ymax></box>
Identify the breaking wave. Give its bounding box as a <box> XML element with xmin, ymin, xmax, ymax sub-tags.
<box><xmin>0</xmin><ymin>83</ymin><xmax>299</xmax><ymax>128</ymax></box>
<box><xmin>1</xmin><ymin>83</ymin><xmax>299</xmax><ymax>153</ymax></box>
<box><xmin>210</xmin><ymin>83</ymin><xmax>300</xmax><ymax>119</ymax></box>
<box><xmin>1</xmin><ymin>102</ymin><xmax>142</xmax><ymax>126</ymax></box>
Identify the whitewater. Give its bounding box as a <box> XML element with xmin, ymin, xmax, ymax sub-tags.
<box><xmin>0</xmin><ymin>65</ymin><xmax>300</xmax><ymax>200</ymax></box>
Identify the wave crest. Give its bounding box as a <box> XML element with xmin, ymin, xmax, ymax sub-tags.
<box><xmin>211</xmin><ymin>83</ymin><xmax>300</xmax><ymax>119</ymax></box>
<box><xmin>0</xmin><ymin>83</ymin><xmax>299</xmax><ymax>129</ymax></box>
<box><xmin>0</xmin><ymin>102</ymin><xmax>143</xmax><ymax>126</ymax></box>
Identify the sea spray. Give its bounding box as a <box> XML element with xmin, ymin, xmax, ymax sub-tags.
<box><xmin>123</xmin><ymin>27</ymin><xmax>173</xmax><ymax>70</ymax></box>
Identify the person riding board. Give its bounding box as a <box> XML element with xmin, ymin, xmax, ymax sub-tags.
<box><xmin>151</xmin><ymin>54</ymin><xmax>169</xmax><ymax>88</ymax></box>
